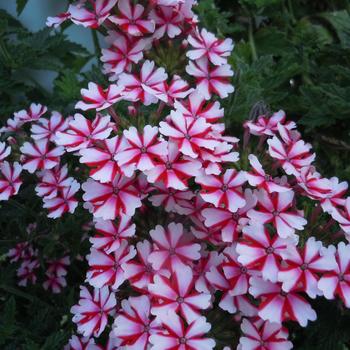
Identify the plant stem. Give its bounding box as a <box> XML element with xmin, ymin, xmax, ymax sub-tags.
<box><xmin>91</xmin><ymin>30</ymin><xmax>101</xmax><ymax>56</ymax></box>
<box><xmin>108</xmin><ymin>107</ymin><xmax>121</xmax><ymax>126</ymax></box>
<box><xmin>248</xmin><ymin>18</ymin><xmax>257</xmax><ymax>62</ymax></box>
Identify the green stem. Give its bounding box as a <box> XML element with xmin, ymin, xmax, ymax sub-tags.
<box><xmin>91</xmin><ymin>30</ymin><xmax>101</xmax><ymax>56</ymax></box>
<box><xmin>248</xmin><ymin>18</ymin><xmax>257</xmax><ymax>62</ymax></box>
<box><xmin>287</xmin><ymin>0</ymin><xmax>297</xmax><ymax>24</ymax></box>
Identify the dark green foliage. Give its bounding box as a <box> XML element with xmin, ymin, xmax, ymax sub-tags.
<box><xmin>1</xmin><ymin>1</ymin><xmax>350</xmax><ymax>349</ymax></box>
<box><xmin>197</xmin><ymin>0</ymin><xmax>350</xmax><ymax>184</ymax></box>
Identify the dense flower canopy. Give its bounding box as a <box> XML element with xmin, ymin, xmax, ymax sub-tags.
<box><xmin>2</xmin><ymin>1</ymin><xmax>350</xmax><ymax>349</ymax></box>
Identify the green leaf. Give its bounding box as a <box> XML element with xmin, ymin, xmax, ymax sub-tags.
<box><xmin>16</xmin><ymin>0</ymin><xmax>29</xmax><ymax>15</ymax></box>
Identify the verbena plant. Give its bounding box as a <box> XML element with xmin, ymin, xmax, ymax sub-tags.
<box><xmin>1</xmin><ymin>1</ymin><xmax>350</xmax><ymax>349</ymax></box>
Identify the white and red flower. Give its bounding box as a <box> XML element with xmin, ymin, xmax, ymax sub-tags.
<box><xmin>35</xmin><ymin>164</ymin><xmax>74</xmax><ymax>199</ymax></box>
<box><xmin>71</xmin><ymin>286</ymin><xmax>117</xmax><ymax>338</ymax></box>
<box><xmin>101</xmin><ymin>33</ymin><xmax>147</xmax><ymax>79</ymax></box>
<box><xmin>278</xmin><ymin>237</ymin><xmax>337</xmax><ymax>298</ymax></box>
<box><xmin>115</xmin><ymin>125</ymin><xmax>168</xmax><ymax>174</ymax></box>
<box><xmin>90</xmin><ymin>216</ymin><xmax>136</xmax><ymax>254</ymax></box>
<box><xmin>56</xmin><ymin>114</ymin><xmax>113</xmax><ymax>152</ymax></box>
<box><xmin>79</xmin><ymin>136</ymin><xmax>124</xmax><ymax>183</ymax></box>
<box><xmin>247</xmin><ymin>189</ymin><xmax>307</xmax><ymax>239</ymax></box>
<box><xmin>14</xmin><ymin>103</ymin><xmax>47</xmax><ymax>124</ymax></box>
<box><xmin>187</xmin><ymin>28</ymin><xmax>234</xmax><ymax>65</ymax></box>
<box><xmin>118</xmin><ymin>60</ymin><xmax>168</xmax><ymax>105</ymax></box>
<box><xmin>144</xmin><ymin>141</ymin><xmax>202</xmax><ymax>190</ymax></box>
<box><xmin>82</xmin><ymin>174</ymin><xmax>142</xmax><ymax>220</ymax></box>
<box><xmin>20</xmin><ymin>139</ymin><xmax>64</xmax><ymax>173</ymax></box>
<box><xmin>159</xmin><ymin>110</ymin><xmax>219</xmax><ymax>158</ymax></box>
<box><xmin>147</xmin><ymin>222</ymin><xmax>201</xmax><ymax>271</ymax></box>
<box><xmin>86</xmin><ymin>241</ymin><xmax>136</xmax><ymax>290</ymax></box>
<box><xmin>43</xmin><ymin>180</ymin><xmax>80</xmax><ymax>218</ymax></box>
<box><xmin>75</xmin><ymin>83</ymin><xmax>124</xmax><ymax>111</ymax></box>
<box><xmin>239</xmin><ymin>318</ymin><xmax>293</xmax><ymax>350</ymax></box>
<box><xmin>318</xmin><ymin>242</ymin><xmax>350</xmax><ymax>307</ymax></box>
<box><xmin>110</xmin><ymin>0</ymin><xmax>155</xmax><ymax>36</ymax></box>
<box><xmin>330</xmin><ymin>197</ymin><xmax>350</xmax><ymax>235</ymax></box>
<box><xmin>196</xmin><ymin>169</ymin><xmax>247</xmax><ymax>213</ymax></box>
<box><xmin>186</xmin><ymin>57</ymin><xmax>234</xmax><ymax>100</ymax></box>
<box><xmin>249</xmin><ymin>277</ymin><xmax>317</xmax><ymax>327</ymax></box>
<box><xmin>114</xmin><ymin>295</ymin><xmax>160</xmax><ymax>350</ymax></box>
<box><xmin>0</xmin><ymin>141</ymin><xmax>11</xmax><ymax>162</ymax></box>
<box><xmin>149</xmin><ymin>311</ymin><xmax>215</xmax><ymax>350</ymax></box>
<box><xmin>149</xmin><ymin>264</ymin><xmax>211</xmax><ymax>323</ymax></box>
<box><xmin>69</xmin><ymin>0</ymin><xmax>118</xmax><ymax>28</ymax></box>
<box><xmin>0</xmin><ymin>162</ymin><xmax>23</xmax><ymax>201</ymax></box>
<box><xmin>237</xmin><ymin>225</ymin><xmax>288</xmax><ymax>283</ymax></box>
<box><xmin>245</xmin><ymin>154</ymin><xmax>291</xmax><ymax>193</ymax></box>
<box><xmin>31</xmin><ymin>111</ymin><xmax>71</xmax><ymax>142</ymax></box>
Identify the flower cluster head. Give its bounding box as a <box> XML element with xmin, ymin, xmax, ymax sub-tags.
<box><xmin>1</xmin><ymin>1</ymin><xmax>350</xmax><ymax>349</ymax></box>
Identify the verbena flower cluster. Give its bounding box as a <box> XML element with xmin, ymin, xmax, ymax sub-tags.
<box><xmin>1</xmin><ymin>0</ymin><xmax>350</xmax><ymax>349</ymax></box>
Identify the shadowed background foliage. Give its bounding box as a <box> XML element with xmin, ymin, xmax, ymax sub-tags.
<box><xmin>0</xmin><ymin>0</ymin><xmax>350</xmax><ymax>349</ymax></box>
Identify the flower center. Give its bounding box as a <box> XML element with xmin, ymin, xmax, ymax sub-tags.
<box><xmin>179</xmin><ymin>337</ymin><xmax>187</xmax><ymax>344</ymax></box>
<box><xmin>165</xmin><ymin>161</ymin><xmax>172</xmax><ymax>169</ymax></box>
<box><xmin>272</xmin><ymin>210</ymin><xmax>280</xmax><ymax>216</ymax></box>
<box><xmin>184</xmin><ymin>134</ymin><xmax>191</xmax><ymax>140</ymax></box>
<box><xmin>177</xmin><ymin>297</ymin><xmax>184</xmax><ymax>303</ymax></box>
<box><xmin>300</xmin><ymin>263</ymin><xmax>309</xmax><ymax>271</ymax></box>
<box><xmin>221</xmin><ymin>184</ymin><xmax>228</xmax><ymax>192</ymax></box>
<box><xmin>240</xmin><ymin>266</ymin><xmax>248</xmax><ymax>274</ymax></box>
<box><xmin>266</xmin><ymin>246</ymin><xmax>274</xmax><ymax>254</ymax></box>
<box><xmin>141</xmin><ymin>146</ymin><xmax>147</xmax><ymax>153</ymax></box>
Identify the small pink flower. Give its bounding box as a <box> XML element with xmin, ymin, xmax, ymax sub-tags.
<box><xmin>246</xmin><ymin>154</ymin><xmax>291</xmax><ymax>193</ymax></box>
<box><xmin>20</xmin><ymin>139</ymin><xmax>64</xmax><ymax>173</ymax></box>
<box><xmin>55</xmin><ymin>114</ymin><xmax>113</xmax><ymax>152</ymax></box>
<box><xmin>110</xmin><ymin>0</ymin><xmax>155</xmax><ymax>36</ymax></box>
<box><xmin>87</xmin><ymin>241</ymin><xmax>136</xmax><ymax>290</ymax></box>
<box><xmin>149</xmin><ymin>5</ymin><xmax>183</xmax><ymax>39</ymax></box>
<box><xmin>159</xmin><ymin>111</ymin><xmax>219</xmax><ymax>158</ymax></box>
<box><xmin>91</xmin><ymin>216</ymin><xmax>136</xmax><ymax>254</ymax></box>
<box><xmin>174</xmin><ymin>90</ymin><xmax>224</xmax><ymax>123</ymax></box>
<box><xmin>148</xmin><ymin>183</ymin><xmax>195</xmax><ymax>213</ymax></box>
<box><xmin>187</xmin><ymin>28</ymin><xmax>234</xmax><ymax>65</ymax></box>
<box><xmin>147</xmin><ymin>222</ymin><xmax>201</xmax><ymax>271</ymax></box>
<box><xmin>101</xmin><ymin>33</ymin><xmax>147</xmax><ymax>79</ymax></box>
<box><xmin>247</xmin><ymin>190</ymin><xmax>307</xmax><ymax>239</ymax></box>
<box><xmin>267</xmin><ymin>135</ymin><xmax>315</xmax><ymax>176</ymax></box>
<box><xmin>249</xmin><ymin>277</ymin><xmax>317</xmax><ymax>327</ymax></box>
<box><xmin>321</xmin><ymin>177</ymin><xmax>348</xmax><ymax>213</ymax></box>
<box><xmin>65</xmin><ymin>335</ymin><xmax>102</xmax><ymax>350</ymax></box>
<box><xmin>46</xmin><ymin>12</ymin><xmax>71</xmax><ymax>28</ymax></box>
<box><xmin>14</xmin><ymin>103</ymin><xmax>47</xmax><ymax>124</ymax></box>
<box><xmin>31</xmin><ymin>111</ymin><xmax>71</xmax><ymax>142</ymax></box>
<box><xmin>0</xmin><ymin>161</ymin><xmax>23</xmax><ymax>201</ymax></box>
<box><xmin>47</xmin><ymin>256</ymin><xmax>70</xmax><ymax>277</ymax></box>
<box><xmin>79</xmin><ymin>136</ymin><xmax>124</xmax><ymax>183</ymax></box>
<box><xmin>35</xmin><ymin>164</ymin><xmax>74</xmax><ymax>199</ymax></box>
<box><xmin>17</xmin><ymin>259</ymin><xmax>39</xmax><ymax>286</ymax></box>
<box><xmin>0</xmin><ymin>141</ymin><xmax>11</xmax><ymax>161</ymax></box>
<box><xmin>149</xmin><ymin>264</ymin><xmax>211</xmax><ymax>323</ymax></box>
<box><xmin>149</xmin><ymin>311</ymin><xmax>215</xmax><ymax>350</ymax></box>
<box><xmin>69</xmin><ymin>0</ymin><xmax>118</xmax><ymax>28</ymax></box>
<box><xmin>237</xmin><ymin>225</ymin><xmax>288</xmax><ymax>283</ymax></box>
<box><xmin>244</xmin><ymin>110</ymin><xmax>293</xmax><ymax>137</ymax></box>
<box><xmin>82</xmin><ymin>174</ymin><xmax>142</xmax><ymax>220</ymax></box>
<box><xmin>118</xmin><ymin>60</ymin><xmax>168</xmax><ymax>105</ymax></box>
<box><xmin>330</xmin><ymin>197</ymin><xmax>350</xmax><ymax>235</ymax></box>
<box><xmin>43</xmin><ymin>180</ymin><xmax>80</xmax><ymax>218</ymax></box>
<box><xmin>318</xmin><ymin>242</ymin><xmax>350</xmax><ymax>308</ymax></box>
<box><xmin>186</xmin><ymin>57</ymin><xmax>234</xmax><ymax>100</ymax></box>
<box><xmin>196</xmin><ymin>169</ymin><xmax>247</xmax><ymax>213</ymax></box>
<box><xmin>296</xmin><ymin>166</ymin><xmax>332</xmax><ymax>200</ymax></box>
<box><xmin>239</xmin><ymin>318</ymin><xmax>293</xmax><ymax>350</ymax></box>
<box><xmin>115</xmin><ymin>125</ymin><xmax>168</xmax><ymax>174</ymax></box>
<box><xmin>114</xmin><ymin>295</ymin><xmax>161</xmax><ymax>349</ymax></box>
<box><xmin>278</xmin><ymin>237</ymin><xmax>337</xmax><ymax>298</ymax></box>
<box><xmin>75</xmin><ymin>82</ymin><xmax>124</xmax><ymax>111</ymax></box>
<box><xmin>144</xmin><ymin>141</ymin><xmax>202</xmax><ymax>190</ymax></box>
<box><xmin>71</xmin><ymin>286</ymin><xmax>116</xmax><ymax>338</ymax></box>
<box><xmin>43</xmin><ymin>274</ymin><xmax>67</xmax><ymax>293</ymax></box>
<box><xmin>122</xmin><ymin>240</ymin><xmax>170</xmax><ymax>292</ymax></box>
